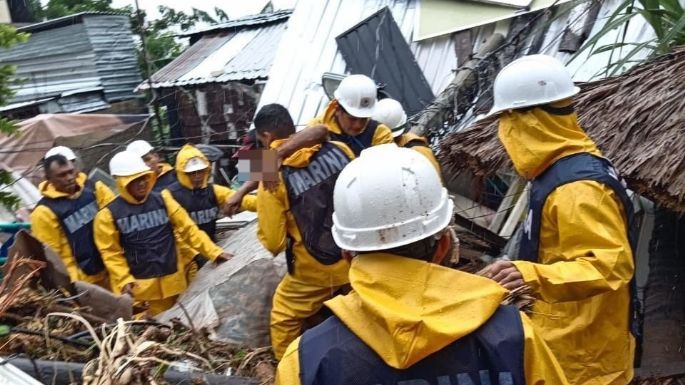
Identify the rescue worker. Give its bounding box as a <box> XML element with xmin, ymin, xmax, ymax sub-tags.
<box><xmin>167</xmin><ymin>143</ymin><xmax>257</xmax><ymax>268</ymax></box>
<box><xmin>94</xmin><ymin>151</ymin><xmax>232</xmax><ymax>315</ymax></box>
<box><xmin>372</xmin><ymin>98</ymin><xmax>441</xmax><ymax>173</ymax></box>
<box><xmin>31</xmin><ymin>153</ymin><xmax>113</xmax><ymax>287</ymax></box>
<box><xmin>275</xmin><ymin>145</ymin><xmax>569</xmax><ymax>385</ymax></box>
<box><xmin>127</xmin><ymin>140</ymin><xmax>177</xmax><ymax>191</ymax></box>
<box><xmin>480</xmin><ymin>54</ymin><xmax>636</xmax><ymax>385</ymax></box>
<box><xmin>307</xmin><ymin>74</ymin><xmax>393</xmax><ymax>156</ymax></box>
<box><xmin>226</xmin><ymin>75</ymin><xmax>393</xmax><ymax>211</ymax></box>
<box><xmin>253</xmin><ymin>104</ymin><xmax>355</xmax><ymax>360</ymax></box>
<box><xmin>41</xmin><ymin>146</ymin><xmax>116</xmax><ymax>203</ymax></box>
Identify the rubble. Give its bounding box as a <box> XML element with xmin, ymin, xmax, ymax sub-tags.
<box><xmin>0</xmin><ymin>244</ymin><xmax>276</xmax><ymax>385</ymax></box>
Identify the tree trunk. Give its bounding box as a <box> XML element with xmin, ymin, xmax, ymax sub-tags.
<box><xmin>641</xmin><ymin>208</ymin><xmax>685</xmax><ymax>366</ymax></box>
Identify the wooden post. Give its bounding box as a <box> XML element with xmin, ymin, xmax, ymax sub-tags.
<box><xmin>411</xmin><ymin>33</ymin><xmax>506</xmax><ymax>137</ymax></box>
<box><xmin>488</xmin><ymin>176</ymin><xmax>525</xmax><ymax>234</ymax></box>
<box><xmin>499</xmin><ymin>185</ymin><xmax>529</xmax><ymax>239</ymax></box>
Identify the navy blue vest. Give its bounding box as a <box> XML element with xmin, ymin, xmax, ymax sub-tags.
<box><xmin>329</xmin><ymin>120</ymin><xmax>379</xmax><ymax>157</ymax></box>
<box><xmin>37</xmin><ymin>180</ymin><xmax>105</xmax><ymax>275</ymax></box>
<box><xmin>299</xmin><ymin>305</ymin><xmax>526</xmax><ymax>385</ymax></box>
<box><xmin>517</xmin><ymin>152</ymin><xmax>641</xmax><ymax>342</ymax></box>
<box><xmin>153</xmin><ymin>170</ymin><xmax>178</xmax><ymax>192</ymax></box>
<box><xmin>168</xmin><ymin>182</ymin><xmax>219</xmax><ymax>241</ymax></box>
<box><xmin>282</xmin><ymin>143</ymin><xmax>351</xmax><ymax>267</ymax></box>
<box><xmin>109</xmin><ymin>192</ymin><xmax>178</xmax><ymax>279</ymax></box>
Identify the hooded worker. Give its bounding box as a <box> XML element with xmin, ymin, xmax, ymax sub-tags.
<box><xmin>276</xmin><ymin>145</ymin><xmax>569</xmax><ymax>385</ymax></box>
<box><xmin>127</xmin><ymin>140</ymin><xmax>177</xmax><ymax>192</ymax></box>
<box><xmin>480</xmin><ymin>55</ymin><xmax>636</xmax><ymax>385</ymax></box>
<box><xmin>307</xmin><ymin>74</ymin><xmax>393</xmax><ymax>156</ymax></box>
<box><xmin>166</xmin><ymin>144</ymin><xmax>257</xmax><ymax>269</ymax></box>
<box><xmin>253</xmin><ymin>103</ymin><xmax>356</xmax><ymax>360</ymax></box>
<box><xmin>226</xmin><ymin>75</ymin><xmax>393</xmax><ymax>211</ymax></box>
<box><xmin>93</xmin><ymin>151</ymin><xmax>232</xmax><ymax>315</ymax></box>
<box><xmin>31</xmin><ymin>147</ymin><xmax>115</xmax><ymax>286</ymax></box>
<box><xmin>372</xmin><ymin>98</ymin><xmax>441</xmax><ymax>173</ymax></box>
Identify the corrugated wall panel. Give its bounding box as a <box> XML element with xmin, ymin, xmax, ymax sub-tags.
<box><xmin>0</xmin><ymin>22</ymin><xmax>100</xmax><ymax>104</ymax></box>
<box><xmin>83</xmin><ymin>15</ymin><xmax>143</xmax><ymax>101</ymax></box>
<box><xmin>335</xmin><ymin>7</ymin><xmax>435</xmax><ymax>115</ymax></box>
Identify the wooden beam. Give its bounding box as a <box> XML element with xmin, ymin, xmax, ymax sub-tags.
<box><xmin>499</xmin><ymin>186</ymin><xmax>529</xmax><ymax>239</ymax></box>
<box><xmin>411</xmin><ymin>33</ymin><xmax>506</xmax><ymax>136</ymax></box>
<box><xmin>488</xmin><ymin>177</ymin><xmax>525</xmax><ymax>234</ymax></box>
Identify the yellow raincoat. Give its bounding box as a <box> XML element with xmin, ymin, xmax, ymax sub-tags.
<box><xmin>276</xmin><ymin>253</ymin><xmax>569</xmax><ymax>385</ymax></box>
<box><xmin>396</xmin><ymin>132</ymin><xmax>441</xmax><ymax>175</ymax></box>
<box><xmin>94</xmin><ymin>169</ymin><xmax>224</xmax><ymax>315</ymax></box>
<box><xmin>499</xmin><ymin>101</ymin><xmax>635</xmax><ymax>385</ymax></box>
<box><xmin>173</xmin><ymin>144</ymin><xmax>256</xmax><ymax>212</ymax></box>
<box><xmin>159</xmin><ymin>162</ymin><xmax>174</xmax><ymax>178</ymax></box>
<box><xmin>172</xmin><ymin>144</ymin><xmax>256</xmax><ymax>280</ymax></box>
<box><xmin>31</xmin><ymin>173</ymin><xmax>115</xmax><ymax>286</ymax></box>
<box><xmin>308</xmin><ymin>100</ymin><xmax>393</xmax><ymax>146</ymax></box>
<box><xmin>257</xmin><ymin>139</ymin><xmax>354</xmax><ymax>359</ymax></box>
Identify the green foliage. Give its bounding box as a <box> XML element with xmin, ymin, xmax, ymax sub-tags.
<box><xmin>573</xmin><ymin>0</ymin><xmax>685</xmax><ymax>77</ymax></box>
<box><xmin>0</xmin><ymin>25</ymin><xmax>29</xmax><ymax>211</ymax></box>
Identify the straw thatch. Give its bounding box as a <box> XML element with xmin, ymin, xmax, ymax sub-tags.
<box><xmin>439</xmin><ymin>47</ymin><xmax>685</xmax><ymax>213</ymax></box>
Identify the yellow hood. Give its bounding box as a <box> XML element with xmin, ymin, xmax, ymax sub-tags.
<box><xmin>174</xmin><ymin>144</ymin><xmax>210</xmax><ymax>189</ymax></box>
<box><xmin>115</xmin><ymin>170</ymin><xmax>156</xmax><ymax>204</ymax></box>
<box><xmin>396</xmin><ymin>132</ymin><xmax>428</xmax><ymax>147</ymax></box>
<box><xmin>270</xmin><ymin>138</ymin><xmax>322</xmax><ymax>168</ymax></box>
<box><xmin>318</xmin><ymin>100</ymin><xmax>345</xmax><ymax>135</ymax></box>
<box><xmin>498</xmin><ymin>100</ymin><xmax>601</xmax><ymax>180</ymax></box>
<box><xmin>326</xmin><ymin>253</ymin><xmax>507</xmax><ymax>369</ymax></box>
<box><xmin>38</xmin><ymin>172</ymin><xmax>89</xmax><ymax>199</ymax></box>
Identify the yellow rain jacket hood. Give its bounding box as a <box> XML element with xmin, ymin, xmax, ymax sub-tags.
<box><xmin>31</xmin><ymin>172</ymin><xmax>115</xmax><ymax>285</ymax></box>
<box><xmin>173</xmin><ymin>143</ymin><xmax>256</xmax><ymax>210</ymax></box>
<box><xmin>308</xmin><ymin>100</ymin><xmax>394</xmax><ymax>145</ymax></box>
<box><xmin>499</xmin><ymin>103</ymin><xmax>635</xmax><ymax>385</ymax></box>
<box><xmin>175</xmin><ymin>144</ymin><xmax>210</xmax><ymax>189</ymax></box>
<box><xmin>498</xmin><ymin>101</ymin><xmax>600</xmax><ymax>180</ymax></box>
<box><xmin>94</xmin><ymin>169</ymin><xmax>224</xmax><ymax>315</ymax></box>
<box><xmin>396</xmin><ymin>133</ymin><xmax>441</xmax><ymax>176</ymax></box>
<box><xmin>275</xmin><ymin>254</ymin><xmax>569</xmax><ymax>385</ymax></box>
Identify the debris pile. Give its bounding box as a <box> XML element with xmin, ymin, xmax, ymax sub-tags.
<box><xmin>0</xmin><ymin>257</ymin><xmax>276</xmax><ymax>385</ymax></box>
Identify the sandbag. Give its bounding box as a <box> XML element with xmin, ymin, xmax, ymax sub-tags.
<box><xmin>157</xmin><ymin>222</ymin><xmax>286</xmax><ymax>347</ymax></box>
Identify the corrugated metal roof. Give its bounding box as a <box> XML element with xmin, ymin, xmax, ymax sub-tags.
<box><xmin>140</xmin><ymin>19</ymin><xmax>289</xmax><ymax>90</ymax></box>
<box><xmin>17</xmin><ymin>11</ymin><xmax>128</xmax><ymax>33</ymax></box>
<box><xmin>181</xmin><ymin>10</ymin><xmax>292</xmax><ymax>37</ymax></box>
<box><xmin>0</xmin><ymin>14</ymin><xmax>142</xmax><ymax>107</ymax></box>
<box><xmin>256</xmin><ymin>0</ymin><xmax>458</xmax><ymax>126</ymax></box>
<box><xmin>336</xmin><ymin>7</ymin><xmax>435</xmax><ymax>115</ymax></box>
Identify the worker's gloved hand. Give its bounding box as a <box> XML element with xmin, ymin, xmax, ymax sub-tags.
<box><xmin>214</xmin><ymin>252</ymin><xmax>234</xmax><ymax>265</ymax></box>
<box><xmin>121</xmin><ymin>282</ymin><xmax>138</xmax><ymax>297</ymax></box>
<box><xmin>478</xmin><ymin>260</ymin><xmax>524</xmax><ymax>291</ymax></box>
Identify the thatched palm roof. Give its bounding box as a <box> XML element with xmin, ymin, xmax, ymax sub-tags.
<box><xmin>439</xmin><ymin>47</ymin><xmax>685</xmax><ymax>213</ymax></box>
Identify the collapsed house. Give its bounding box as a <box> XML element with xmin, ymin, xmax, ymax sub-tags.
<box><xmin>139</xmin><ymin>10</ymin><xmax>292</xmax><ymax>146</ymax></box>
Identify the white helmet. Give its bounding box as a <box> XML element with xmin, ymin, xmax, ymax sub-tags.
<box><xmin>109</xmin><ymin>151</ymin><xmax>151</xmax><ymax>177</ymax></box>
<box><xmin>489</xmin><ymin>54</ymin><xmax>580</xmax><ymax>115</ymax></box>
<box><xmin>45</xmin><ymin>146</ymin><xmax>76</xmax><ymax>161</ymax></box>
<box><xmin>373</xmin><ymin>98</ymin><xmax>407</xmax><ymax>138</ymax></box>
<box><xmin>334</xmin><ymin>74</ymin><xmax>377</xmax><ymax>118</ymax></box>
<box><xmin>184</xmin><ymin>156</ymin><xmax>209</xmax><ymax>173</ymax></box>
<box><xmin>126</xmin><ymin>140</ymin><xmax>154</xmax><ymax>158</ymax></box>
<box><xmin>332</xmin><ymin>144</ymin><xmax>453</xmax><ymax>252</ymax></box>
